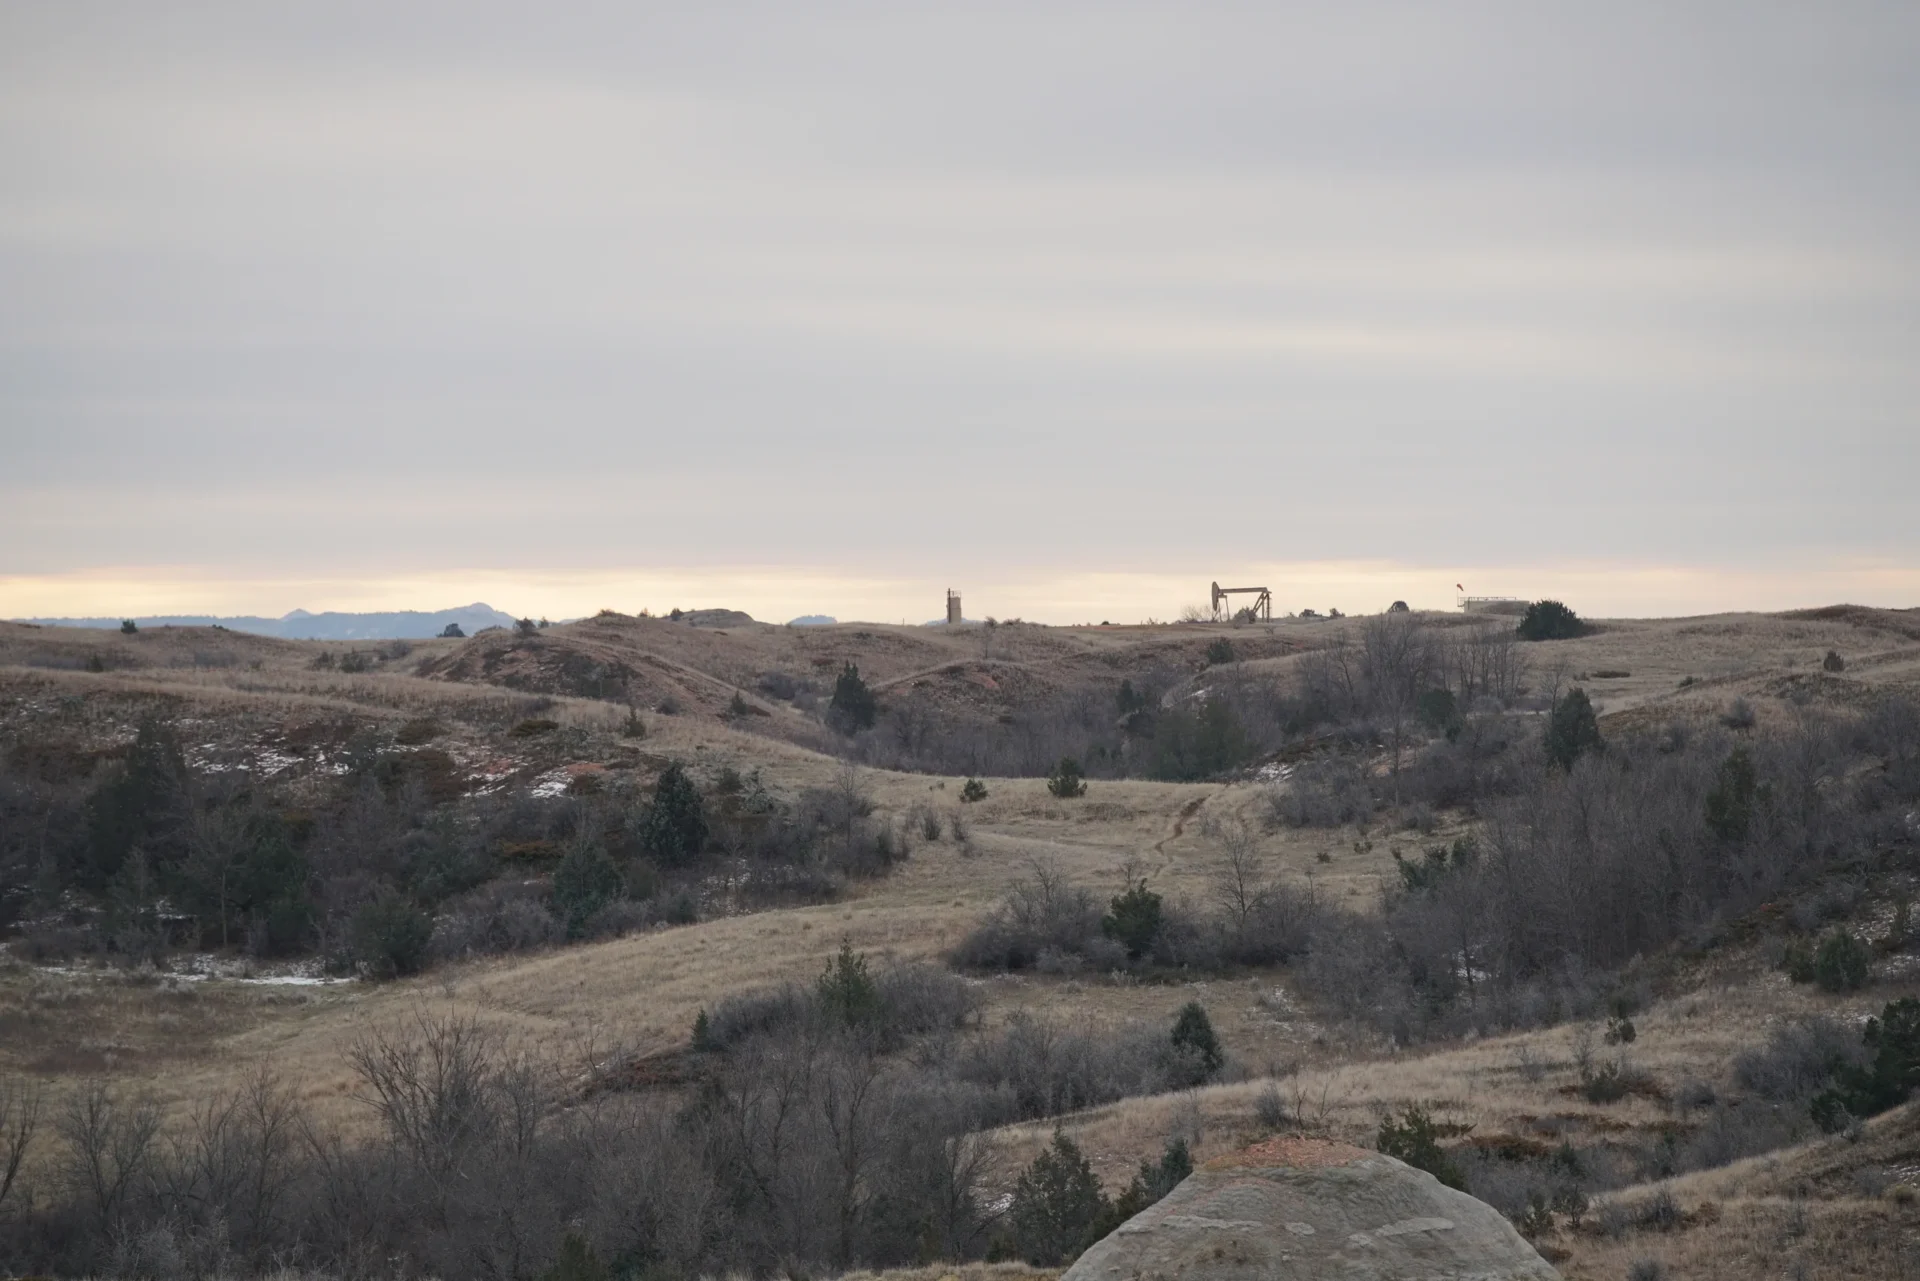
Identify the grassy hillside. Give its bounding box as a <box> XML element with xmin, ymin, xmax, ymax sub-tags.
<box><xmin>1</xmin><ymin>605</ymin><xmax>1917</xmax><ymax>1277</ymax></box>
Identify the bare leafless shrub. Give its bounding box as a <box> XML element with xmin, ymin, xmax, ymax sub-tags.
<box><xmin>952</xmin><ymin>1013</ymin><xmax>1199</xmax><ymax>1122</ymax></box>
<box><xmin>0</xmin><ymin>1074</ymin><xmax>43</xmax><ymax>1212</ymax></box>
<box><xmin>1677</xmin><ymin>1102</ymin><xmax>1806</xmax><ymax>1173</ymax></box>
<box><xmin>1732</xmin><ymin>1016</ymin><xmax>1863</xmax><ymax>1102</ymax></box>
<box><xmin>58</xmin><ymin>1079</ymin><xmax>163</xmax><ymax>1230</ymax></box>
<box><xmin>949</xmin><ymin>860</ymin><xmax>1101</xmax><ymax>971</ymax></box>
<box><xmin>159</xmin><ymin>1069</ymin><xmax>305</xmax><ymax>1254</ymax></box>
<box><xmin>348</xmin><ymin>1011</ymin><xmax>503</xmax><ymax>1180</ymax></box>
<box><xmin>1253</xmin><ymin>1081</ymin><xmax>1290</xmax><ymax>1131</ymax></box>
<box><xmin>756</xmin><ymin>670</ymin><xmax>801</xmax><ymax>700</ymax></box>
<box><xmin>702</xmin><ymin>961</ymin><xmax>975</xmax><ymax>1056</ymax></box>
<box><xmin>908</xmin><ymin>801</ymin><xmax>944</xmax><ymax>842</ymax></box>
<box><xmin>1276</xmin><ymin>755</ymin><xmax>1375</xmax><ymax>827</ymax></box>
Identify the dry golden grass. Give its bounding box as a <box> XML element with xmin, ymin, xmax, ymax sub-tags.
<box><xmin>1553</xmin><ymin>1193</ymin><xmax>1920</xmax><ymax>1280</ymax></box>
<box><xmin>979</xmin><ymin>961</ymin><xmax>1920</xmax><ymax>1195</ymax></box>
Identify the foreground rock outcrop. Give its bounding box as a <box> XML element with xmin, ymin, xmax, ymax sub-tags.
<box><xmin>1063</xmin><ymin>1136</ymin><xmax>1560</xmax><ymax>1281</ymax></box>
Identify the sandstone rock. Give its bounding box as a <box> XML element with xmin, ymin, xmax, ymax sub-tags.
<box><xmin>1061</xmin><ymin>1136</ymin><xmax>1560</xmax><ymax>1281</ymax></box>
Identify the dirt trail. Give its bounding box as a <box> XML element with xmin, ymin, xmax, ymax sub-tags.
<box><xmin>1151</xmin><ymin>793</ymin><xmax>1213</xmax><ymax>871</ymax></box>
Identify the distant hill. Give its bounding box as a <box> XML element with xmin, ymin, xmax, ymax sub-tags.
<box><xmin>788</xmin><ymin>615</ymin><xmax>837</xmax><ymax>626</ymax></box>
<box><xmin>19</xmin><ymin>602</ymin><xmax>518</xmax><ymax>641</ymax></box>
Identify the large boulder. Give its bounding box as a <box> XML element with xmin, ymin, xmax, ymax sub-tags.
<box><xmin>1062</xmin><ymin>1136</ymin><xmax>1560</xmax><ymax>1281</ymax></box>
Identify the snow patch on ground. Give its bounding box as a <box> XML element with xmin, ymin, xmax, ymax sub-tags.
<box><xmin>30</xmin><ymin>954</ymin><xmax>353</xmax><ymax>987</ymax></box>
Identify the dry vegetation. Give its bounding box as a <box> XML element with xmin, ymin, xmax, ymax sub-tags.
<box><xmin>2</xmin><ymin>604</ymin><xmax>1919</xmax><ymax>1277</ymax></box>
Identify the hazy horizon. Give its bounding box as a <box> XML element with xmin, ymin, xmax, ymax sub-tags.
<box><xmin>4</xmin><ymin>3</ymin><xmax>1914</xmax><ymax>621</ymax></box>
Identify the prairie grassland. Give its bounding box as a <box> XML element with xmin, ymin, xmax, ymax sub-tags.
<box><xmin>4</xmin><ymin>606</ymin><xmax>1920</xmax><ymax>1277</ymax></box>
<box><xmin>0</xmin><ymin>765</ymin><xmax>1387</xmax><ymax>1137</ymax></box>
<box><xmin>981</xmin><ymin>962</ymin><xmax>1915</xmax><ymax>1181</ymax></box>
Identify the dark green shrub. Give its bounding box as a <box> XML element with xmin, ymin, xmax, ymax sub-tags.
<box><xmin>337</xmin><ymin>651</ymin><xmax>372</xmax><ymax>674</ymax></box>
<box><xmin>1781</xmin><ymin>939</ymin><xmax>1817</xmax><ymax>984</ymax></box>
<box><xmin>1544</xmin><ymin>688</ymin><xmax>1603</xmax><ymax>770</ymax></box>
<box><xmin>539</xmin><ymin>1233</ymin><xmax>609</xmax><ymax>1281</ymax></box>
<box><xmin>1810</xmin><ymin>998</ymin><xmax>1920</xmax><ymax>1130</ymax></box>
<box><xmin>516</xmin><ymin>617</ymin><xmax>539</xmax><ymax>636</ymax></box>
<box><xmin>83</xmin><ymin>717</ymin><xmax>188</xmax><ymax>889</ymax></box>
<box><xmin>817</xmin><ymin>940</ymin><xmax>881</xmax><ymax>1028</ymax></box>
<box><xmin>638</xmin><ymin>762</ymin><xmax>708</xmax><ymax>866</ymax></box>
<box><xmin>1007</xmin><ymin>1131</ymin><xmax>1109</xmax><ymax>1265</ymax></box>
<box><xmin>1823</xmin><ymin>650</ymin><xmax>1846</xmax><ymax>673</ymax></box>
<box><xmin>1149</xmin><ymin>701</ymin><xmax>1250</xmax><ymax>781</ymax></box>
<box><xmin>350</xmin><ymin>893</ymin><xmax>432</xmax><ymax>978</ymax></box>
<box><xmin>1047</xmin><ymin>757</ymin><xmax>1087</xmax><ymax>798</ymax></box>
<box><xmin>960</xmin><ymin>777</ymin><xmax>988</xmax><ymax>803</ymax></box>
<box><xmin>1376</xmin><ymin>1103</ymin><xmax>1466</xmax><ymax>1190</ymax></box>
<box><xmin>551</xmin><ymin>839</ymin><xmax>624</xmax><ymax>939</ymax></box>
<box><xmin>438</xmin><ymin>622</ymin><xmax>465</xmax><ymax>638</ymax></box>
<box><xmin>1516</xmin><ymin>599</ymin><xmax>1584</xmax><ymax>641</ymax></box>
<box><xmin>174</xmin><ymin>811</ymin><xmax>314</xmax><ymax>955</ymax></box>
<box><xmin>1171</xmin><ymin>1001</ymin><xmax>1223</xmax><ymax>1076</ymax></box>
<box><xmin>1101</xmin><ymin>879</ymin><xmax>1162</xmax><ymax>959</ymax></box>
<box><xmin>1115</xmin><ymin>679</ymin><xmax>1147</xmax><ymax>715</ymax></box>
<box><xmin>1812</xmin><ymin>930</ymin><xmax>1870</xmax><ymax>992</ymax></box>
<box><xmin>829</xmin><ymin>663</ymin><xmax>878</xmax><ymax>734</ymax></box>
<box><xmin>1205</xmin><ymin>638</ymin><xmax>1237</xmax><ymax>666</ymax></box>
<box><xmin>1704</xmin><ymin>747</ymin><xmax>1762</xmax><ymax>842</ymax></box>
<box><xmin>120</xmin><ymin>618</ymin><xmax>138</xmax><ymax>634</ymax></box>
<box><xmin>510</xmin><ymin>718</ymin><xmax>558</xmax><ymax>738</ymax></box>
<box><xmin>1105</xmin><ymin>1137</ymin><xmax>1193</xmax><ymax>1227</ymax></box>
<box><xmin>1417</xmin><ymin>687</ymin><xmax>1460</xmax><ymax>737</ymax></box>
<box><xmin>1394</xmin><ymin>837</ymin><xmax>1477</xmax><ymax>894</ymax></box>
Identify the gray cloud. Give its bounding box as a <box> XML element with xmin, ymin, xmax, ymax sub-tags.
<box><xmin>2</xmin><ymin>2</ymin><xmax>1914</xmax><ymax>603</ymax></box>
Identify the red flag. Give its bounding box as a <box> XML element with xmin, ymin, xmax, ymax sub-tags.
<box><xmin>1456</xmin><ymin>583</ymin><xmax>1463</xmax><ymax>592</ymax></box>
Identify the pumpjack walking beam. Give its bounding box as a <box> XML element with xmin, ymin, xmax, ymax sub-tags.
<box><xmin>1211</xmin><ymin>581</ymin><xmax>1272</xmax><ymax>622</ymax></box>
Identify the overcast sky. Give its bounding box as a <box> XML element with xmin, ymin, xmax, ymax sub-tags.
<box><xmin>2</xmin><ymin>2</ymin><xmax>1915</xmax><ymax>623</ymax></box>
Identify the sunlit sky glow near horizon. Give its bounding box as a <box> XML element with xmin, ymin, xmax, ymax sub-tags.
<box><xmin>2</xmin><ymin>3</ymin><xmax>1914</xmax><ymax>624</ymax></box>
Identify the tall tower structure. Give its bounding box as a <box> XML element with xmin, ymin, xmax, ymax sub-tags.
<box><xmin>947</xmin><ymin>590</ymin><xmax>963</xmax><ymax>625</ymax></box>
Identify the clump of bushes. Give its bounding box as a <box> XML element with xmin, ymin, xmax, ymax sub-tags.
<box><xmin>1811</xmin><ymin>998</ymin><xmax>1920</xmax><ymax>1130</ymax></box>
<box><xmin>695</xmin><ymin>951</ymin><xmax>978</xmax><ymax>1055</ymax></box>
<box><xmin>1376</xmin><ymin>1103</ymin><xmax>1466</xmax><ymax>1190</ymax></box>
<box><xmin>349</xmin><ymin>892</ymin><xmax>433</xmax><ymax>978</ymax></box>
<box><xmin>1782</xmin><ymin>929</ymin><xmax>1871</xmax><ymax>992</ymax></box>
<box><xmin>953</xmin><ymin>864</ymin><xmax>1322</xmax><ymax>976</ymax></box>
<box><xmin>1101</xmin><ymin>879</ymin><xmax>1163</xmax><ymax>960</ymax></box>
<box><xmin>1047</xmin><ymin>757</ymin><xmax>1087</xmax><ymax>798</ymax></box>
<box><xmin>828</xmin><ymin>663</ymin><xmax>878</xmax><ymax>734</ymax></box>
<box><xmin>1544</xmin><ymin>688</ymin><xmax>1603</xmax><ymax>770</ymax></box>
<box><xmin>1004</xmin><ymin>1132</ymin><xmax>1193</xmax><ymax>1265</ymax></box>
<box><xmin>1516</xmin><ymin>600</ymin><xmax>1585</xmax><ymax>641</ymax></box>
<box><xmin>1732</xmin><ymin>1016</ymin><xmax>1861</xmax><ymax>1102</ymax></box>
<box><xmin>633</xmin><ymin>761</ymin><xmax>709</xmax><ymax>866</ymax></box>
<box><xmin>1149</xmin><ymin>701</ymin><xmax>1252</xmax><ymax>781</ymax></box>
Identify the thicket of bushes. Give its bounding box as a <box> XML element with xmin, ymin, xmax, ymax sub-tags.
<box><xmin>955</xmin><ymin>690</ymin><xmax>1920</xmax><ymax>1046</ymax></box>
<box><xmin>0</xmin><ymin>960</ymin><xmax>1230</xmax><ymax>1278</ymax></box>
<box><xmin>0</xmin><ymin>717</ymin><xmax>913</xmax><ymax>979</ymax></box>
